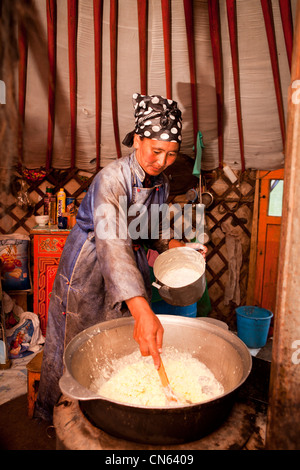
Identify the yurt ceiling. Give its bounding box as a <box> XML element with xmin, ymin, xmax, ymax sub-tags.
<box><xmin>2</xmin><ymin>0</ymin><xmax>297</xmax><ymax>173</ymax></box>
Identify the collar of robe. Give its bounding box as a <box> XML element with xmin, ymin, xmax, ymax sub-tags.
<box><xmin>132</xmin><ymin>151</ymin><xmax>164</xmax><ymax>188</ymax></box>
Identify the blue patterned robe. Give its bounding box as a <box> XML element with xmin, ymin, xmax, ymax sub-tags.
<box><xmin>34</xmin><ymin>151</ymin><xmax>170</xmax><ymax>421</ymax></box>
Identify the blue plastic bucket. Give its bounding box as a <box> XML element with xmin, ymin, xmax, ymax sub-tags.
<box><xmin>151</xmin><ymin>300</ymin><xmax>197</xmax><ymax>318</ymax></box>
<box><xmin>236</xmin><ymin>306</ymin><xmax>273</xmax><ymax>348</ymax></box>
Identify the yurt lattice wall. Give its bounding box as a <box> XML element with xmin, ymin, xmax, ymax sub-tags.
<box><xmin>201</xmin><ymin>169</ymin><xmax>256</xmax><ymax>326</ymax></box>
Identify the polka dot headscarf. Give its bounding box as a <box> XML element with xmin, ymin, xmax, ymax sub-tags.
<box><xmin>122</xmin><ymin>93</ymin><xmax>182</xmax><ymax>148</ymax></box>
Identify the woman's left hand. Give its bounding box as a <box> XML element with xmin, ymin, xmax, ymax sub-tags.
<box><xmin>196</xmin><ymin>243</ymin><xmax>208</xmax><ymax>259</ymax></box>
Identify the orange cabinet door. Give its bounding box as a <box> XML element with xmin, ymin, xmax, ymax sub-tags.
<box><xmin>254</xmin><ymin>169</ymin><xmax>284</xmax><ymax>315</ymax></box>
<box><xmin>33</xmin><ymin>232</ymin><xmax>69</xmax><ymax>336</ymax></box>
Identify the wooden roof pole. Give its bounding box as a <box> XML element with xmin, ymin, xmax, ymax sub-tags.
<box><xmin>183</xmin><ymin>0</ymin><xmax>198</xmax><ymax>153</ymax></box>
<box><xmin>67</xmin><ymin>0</ymin><xmax>78</xmax><ymax>169</ymax></box>
<box><xmin>266</xmin><ymin>1</ymin><xmax>300</xmax><ymax>450</ymax></box>
<box><xmin>161</xmin><ymin>0</ymin><xmax>172</xmax><ymax>99</ymax></box>
<box><xmin>137</xmin><ymin>0</ymin><xmax>148</xmax><ymax>96</ymax></box>
<box><xmin>110</xmin><ymin>0</ymin><xmax>121</xmax><ymax>158</ymax></box>
<box><xmin>226</xmin><ymin>0</ymin><xmax>245</xmax><ymax>172</ymax></box>
<box><xmin>93</xmin><ymin>0</ymin><xmax>103</xmax><ymax>171</ymax></box>
<box><xmin>261</xmin><ymin>0</ymin><xmax>286</xmax><ymax>148</ymax></box>
<box><xmin>18</xmin><ymin>19</ymin><xmax>28</xmax><ymax>164</ymax></box>
<box><xmin>46</xmin><ymin>0</ymin><xmax>57</xmax><ymax>171</ymax></box>
<box><xmin>279</xmin><ymin>0</ymin><xmax>294</xmax><ymax>72</ymax></box>
<box><xmin>208</xmin><ymin>0</ymin><xmax>224</xmax><ymax>169</ymax></box>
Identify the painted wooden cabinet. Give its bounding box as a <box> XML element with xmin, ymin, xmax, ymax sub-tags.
<box><xmin>31</xmin><ymin>227</ymin><xmax>70</xmax><ymax>336</ymax></box>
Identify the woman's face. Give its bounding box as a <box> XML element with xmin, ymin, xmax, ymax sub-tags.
<box><xmin>134</xmin><ymin>135</ymin><xmax>179</xmax><ymax>176</ymax></box>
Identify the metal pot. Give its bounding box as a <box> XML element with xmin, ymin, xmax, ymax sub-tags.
<box><xmin>152</xmin><ymin>247</ymin><xmax>206</xmax><ymax>306</ymax></box>
<box><xmin>59</xmin><ymin>315</ymin><xmax>252</xmax><ymax>445</ymax></box>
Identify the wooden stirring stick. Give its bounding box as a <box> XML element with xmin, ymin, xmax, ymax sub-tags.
<box><xmin>157</xmin><ymin>359</ymin><xmax>192</xmax><ymax>405</ymax></box>
<box><xmin>157</xmin><ymin>359</ymin><xmax>169</xmax><ymax>388</ymax></box>
<box><xmin>157</xmin><ymin>359</ymin><xmax>181</xmax><ymax>403</ymax></box>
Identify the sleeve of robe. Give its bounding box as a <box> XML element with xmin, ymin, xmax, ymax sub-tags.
<box><xmin>92</xmin><ymin>164</ymin><xmax>149</xmax><ymax>310</ymax></box>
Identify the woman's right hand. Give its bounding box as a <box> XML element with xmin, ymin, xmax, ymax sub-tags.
<box><xmin>125</xmin><ymin>296</ymin><xmax>164</xmax><ymax>370</ymax></box>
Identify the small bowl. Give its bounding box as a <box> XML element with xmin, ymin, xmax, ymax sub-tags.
<box><xmin>35</xmin><ymin>215</ymin><xmax>49</xmax><ymax>226</ymax></box>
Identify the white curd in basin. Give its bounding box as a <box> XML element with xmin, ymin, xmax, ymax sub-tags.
<box><xmin>91</xmin><ymin>348</ymin><xmax>224</xmax><ymax>407</ymax></box>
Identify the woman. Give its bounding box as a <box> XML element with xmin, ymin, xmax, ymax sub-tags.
<box><xmin>34</xmin><ymin>93</ymin><xmax>206</xmax><ymax>422</ymax></box>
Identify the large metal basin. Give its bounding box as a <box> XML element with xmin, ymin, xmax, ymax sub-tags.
<box><xmin>59</xmin><ymin>315</ymin><xmax>252</xmax><ymax>445</ymax></box>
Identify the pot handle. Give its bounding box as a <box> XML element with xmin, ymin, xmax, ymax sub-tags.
<box><xmin>59</xmin><ymin>369</ymin><xmax>101</xmax><ymax>401</ymax></box>
<box><xmin>159</xmin><ymin>285</ymin><xmax>173</xmax><ymax>302</ymax></box>
<box><xmin>152</xmin><ymin>282</ymin><xmax>173</xmax><ymax>302</ymax></box>
<box><xmin>152</xmin><ymin>282</ymin><xmax>172</xmax><ymax>300</ymax></box>
<box><xmin>152</xmin><ymin>282</ymin><xmax>161</xmax><ymax>290</ymax></box>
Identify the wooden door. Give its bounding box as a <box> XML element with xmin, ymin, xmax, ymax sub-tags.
<box><xmin>254</xmin><ymin>169</ymin><xmax>284</xmax><ymax>314</ymax></box>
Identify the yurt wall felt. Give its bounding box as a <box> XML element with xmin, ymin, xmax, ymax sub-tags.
<box><xmin>15</xmin><ymin>0</ymin><xmax>296</xmax><ymax>172</ymax></box>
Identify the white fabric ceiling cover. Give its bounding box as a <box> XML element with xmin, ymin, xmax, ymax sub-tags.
<box><xmin>22</xmin><ymin>0</ymin><xmax>297</xmax><ymax>171</ymax></box>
